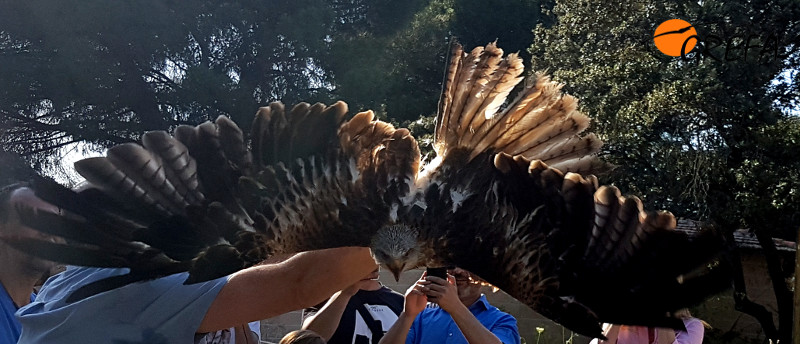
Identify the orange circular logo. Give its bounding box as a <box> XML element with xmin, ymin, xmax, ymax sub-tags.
<box><xmin>653</xmin><ymin>19</ymin><xmax>698</xmax><ymax>57</ymax></box>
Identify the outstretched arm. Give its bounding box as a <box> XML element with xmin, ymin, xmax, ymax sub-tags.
<box><xmin>199</xmin><ymin>247</ymin><xmax>377</xmax><ymax>333</ymax></box>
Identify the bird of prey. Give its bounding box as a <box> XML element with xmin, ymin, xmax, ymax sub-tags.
<box><xmin>3</xmin><ymin>42</ymin><xmax>727</xmax><ymax>338</ymax></box>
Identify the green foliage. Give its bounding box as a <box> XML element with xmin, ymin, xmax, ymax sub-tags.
<box><xmin>531</xmin><ymin>0</ymin><xmax>800</xmax><ymax>340</ymax></box>
<box><xmin>404</xmin><ymin>114</ymin><xmax>437</xmax><ymax>163</ymax></box>
<box><xmin>531</xmin><ymin>0</ymin><xmax>800</xmax><ymax>226</ymax></box>
<box><xmin>323</xmin><ymin>0</ymin><xmax>449</xmax><ymax>121</ymax></box>
<box><xmin>325</xmin><ymin>0</ymin><xmax>545</xmax><ymax>122</ymax></box>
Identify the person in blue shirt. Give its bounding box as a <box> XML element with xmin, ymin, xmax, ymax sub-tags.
<box><xmin>5</xmin><ymin>182</ymin><xmax>378</xmax><ymax>344</ymax></box>
<box><xmin>16</xmin><ymin>247</ymin><xmax>376</xmax><ymax>344</ymax></box>
<box><xmin>379</xmin><ymin>267</ymin><xmax>520</xmax><ymax>344</ymax></box>
<box><xmin>0</xmin><ymin>184</ymin><xmax>61</xmax><ymax>344</ymax></box>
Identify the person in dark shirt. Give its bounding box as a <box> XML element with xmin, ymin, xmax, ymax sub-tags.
<box><xmin>303</xmin><ymin>268</ymin><xmax>404</xmax><ymax>344</ymax></box>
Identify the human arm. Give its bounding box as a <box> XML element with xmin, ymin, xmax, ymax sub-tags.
<box><xmin>233</xmin><ymin>322</ymin><xmax>260</xmax><ymax>344</ymax></box>
<box><xmin>199</xmin><ymin>247</ymin><xmax>377</xmax><ymax>333</ymax></box>
<box><xmin>301</xmin><ymin>280</ymin><xmax>369</xmax><ymax>340</ymax></box>
<box><xmin>379</xmin><ymin>276</ymin><xmax>429</xmax><ymax>344</ymax></box>
<box><xmin>657</xmin><ymin>326</ymin><xmax>676</xmax><ymax>343</ymax></box>
<box><xmin>589</xmin><ymin>324</ymin><xmax>615</xmax><ymax>344</ymax></box>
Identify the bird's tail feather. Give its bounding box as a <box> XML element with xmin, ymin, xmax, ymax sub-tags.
<box><xmin>572</xmin><ymin>185</ymin><xmax>730</xmax><ymax>329</ymax></box>
<box><xmin>433</xmin><ymin>42</ymin><xmax>604</xmax><ymax>174</ymax></box>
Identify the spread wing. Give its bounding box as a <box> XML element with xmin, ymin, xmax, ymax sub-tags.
<box><xmin>4</xmin><ymin>101</ymin><xmax>419</xmax><ymax>301</ymax></box>
<box><xmin>408</xmin><ymin>42</ymin><xmax>728</xmax><ymax>338</ymax></box>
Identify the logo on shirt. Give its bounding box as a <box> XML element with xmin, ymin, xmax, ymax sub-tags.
<box><xmin>352</xmin><ymin>304</ymin><xmax>399</xmax><ymax>344</ymax></box>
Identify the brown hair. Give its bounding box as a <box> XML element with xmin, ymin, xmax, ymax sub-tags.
<box><xmin>279</xmin><ymin>330</ymin><xmax>326</xmax><ymax>344</ymax></box>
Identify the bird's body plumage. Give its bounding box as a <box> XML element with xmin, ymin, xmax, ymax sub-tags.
<box><xmin>3</xmin><ymin>42</ymin><xmax>727</xmax><ymax>338</ymax></box>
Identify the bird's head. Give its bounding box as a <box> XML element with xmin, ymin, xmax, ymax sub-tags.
<box><xmin>370</xmin><ymin>224</ymin><xmax>420</xmax><ymax>281</ymax></box>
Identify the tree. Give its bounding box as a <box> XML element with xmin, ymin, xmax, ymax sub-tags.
<box><xmin>1</xmin><ymin>0</ymin><xmax>337</xmax><ymax>164</ymax></box>
<box><xmin>1</xmin><ymin>0</ymin><xmax>546</xmax><ymax>167</ymax></box>
<box><xmin>324</xmin><ymin>0</ymin><xmax>545</xmax><ymax>122</ymax></box>
<box><xmin>531</xmin><ymin>0</ymin><xmax>800</xmax><ymax>341</ymax></box>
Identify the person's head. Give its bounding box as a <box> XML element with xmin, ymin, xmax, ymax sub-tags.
<box><xmin>673</xmin><ymin>308</ymin><xmax>692</xmax><ymax>319</ymax></box>
<box><xmin>448</xmin><ymin>267</ymin><xmax>483</xmax><ymax>306</ymax></box>
<box><xmin>0</xmin><ymin>184</ymin><xmax>59</xmax><ymax>276</ymax></box>
<box><xmin>279</xmin><ymin>330</ymin><xmax>326</xmax><ymax>344</ymax></box>
<box><xmin>673</xmin><ymin>308</ymin><xmax>712</xmax><ymax>329</ymax></box>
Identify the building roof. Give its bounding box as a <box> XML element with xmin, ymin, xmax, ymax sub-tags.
<box><xmin>674</xmin><ymin>219</ymin><xmax>796</xmax><ymax>252</ymax></box>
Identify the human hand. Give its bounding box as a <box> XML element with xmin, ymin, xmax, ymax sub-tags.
<box><xmin>420</xmin><ymin>273</ymin><xmax>461</xmax><ymax>313</ymax></box>
<box><xmin>403</xmin><ymin>275</ymin><xmax>429</xmax><ymax>317</ymax></box>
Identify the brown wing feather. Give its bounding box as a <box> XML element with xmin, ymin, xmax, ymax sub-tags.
<box><xmin>430</xmin><ymin>42</ymin><xmax>604</xmax><ymax>175</ymax></box>
<box><xmin>415</xmin><ymin>41</ymin><xmax>725</xmax><ymax>338</ymax></box>
<box><xmin>12</xmin><ymin>101</ymin><xmax>419</xmax><ymax>301</ymax></box>
<box><xmin>434</xmin><ymin>41</ymin><xmax>462</xmax><ymax>155</ymax></box>
<box><xmin>141</xmin><ymin>131</ymin><xmax>205</xmax><ymax>206</ymax></box>
<box><xmin>414</xmin><ymin>153</ymin><xmax>727</xmax><ymax>338</ymax></box>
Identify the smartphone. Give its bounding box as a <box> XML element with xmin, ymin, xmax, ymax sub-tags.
<box><xmin>426</xmin><ymin>267</ymin><xmax>447</xmax><ymax>279</ymax></box>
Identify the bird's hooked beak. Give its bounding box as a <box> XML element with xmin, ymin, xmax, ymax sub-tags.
<box><xmin>385</xmin><ymin>260</ymin><xmax>405</xmax><ymax>282</ymax></box>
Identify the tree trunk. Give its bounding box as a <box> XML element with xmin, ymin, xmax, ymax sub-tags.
<box><xmin>722</xmin><ymin>229</ymin><xmax>780</xmax><ymax>341</ymax></box>
<box><xmin>793</xmin><ymin>226</ymin><xmax>800</xmax><ymax>344</ymax></box>
<box><xmin>752</xmin><ymin>226</ymin><xmax>794</xmax><ymax>342</ymax></box>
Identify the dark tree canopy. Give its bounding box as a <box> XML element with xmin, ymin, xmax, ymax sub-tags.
<box><xmin>1</xmin><ymin>0</ymin><xmax>337</xmax><ymax>163</ymax></box>
<box><xmin>1</xmin><ymin>0</ymin><xmax>546</xmax><ymax>166</ymax></box>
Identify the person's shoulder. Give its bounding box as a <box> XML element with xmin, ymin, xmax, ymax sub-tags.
<box><xmin>373</xmin><ymin>286</ymin><xmax>400</xmax><ymax>294</ymax></box>
<box><xmin>473</xmin><ymin>295</ymin><xmax>495</xmax><ymax>311</ymax></box>
<box><xmin>479</xmin><ymin>297</ymin><xmax>516</xmax><ymax>321</ymax></box>
<box><xmin>359</xmin><ymin>286</ymin><xmax>403</xmax><ymax>300</ymax></box>
<box><xmin>59</xmin><ymin>266</ymin><xmax>127</xmax><ymax>281</ymax></box>
<box><xmin>379</xmin><ymin>286</ymin><xmax>404</xmax><ymax>298</ymax></box>
<box><xmin>33</xmin><ymin>267</ymin><xmax>121</xmax><ymax>300</ymax></box>
<box><xmin>36</xmin><ymin>267</ymin><xmax>214</xmax><ymax>306</ymax></box>
<box><xmin>683</xmin><ymin>317</ymin><xmax>704</xmax><ymax>329</ymax></box>
<box><xmin>376</xmin><ymin>287</ymin><xmax>404</xmax><ymax>309</ymax></box>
